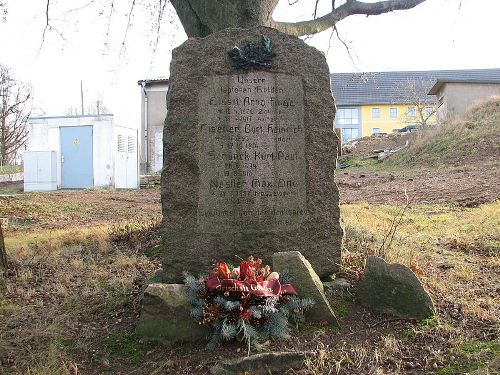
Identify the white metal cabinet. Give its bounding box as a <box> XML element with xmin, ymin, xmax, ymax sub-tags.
<box><xmin>23</xmin><ymin>151</ymin><xmax>57</xmax><ymax>192</ymax></box>
<box><xmin>114</xmin><ymin>127</ymin><xmax>139</xmax><ymax>189</ymax></box>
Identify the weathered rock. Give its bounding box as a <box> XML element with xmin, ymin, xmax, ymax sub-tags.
<box><xmin>136</xmin><ymin>283</ymin><xmax>209</xmax><ymax>344</ymax></box>
<box><xmin>160</xmin><ymin>26</ymin><xmax>342</xmax><ymax>282</ymax></box>
<box><xmin>210</xmin><ymin>351</ymin><xmax>314</xmax><ymax>375</ymax></box>
<box><xmin>273</xmin><ymin>251</ymin><xmax>338</xmax><ymax>324</ymax></box>
<box><xmin>323</xmin><ymin>278</ymin><xmax>351</xmax><ymax>293</ymax></box>
<box><xmin>357</xmin><ymin>256</ymin><xmax>435</xmax><ymax>320</ymax></box>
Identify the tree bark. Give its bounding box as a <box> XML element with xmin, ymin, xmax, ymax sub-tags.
<box><xmin>170</xmin><ymin>0</ymin><xmax>279</xmax><ymax>37</ymax></box>
<box><xmin>170</xmin><ymin>0</ymin><xmax>428</xmax><ymax>38</ymax></box>
<box><xmin>0</xmin><ymin>221</ymin><xmax>7</xmax><ymax>272</ymax></box>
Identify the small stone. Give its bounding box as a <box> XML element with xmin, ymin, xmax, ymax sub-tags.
<box><xmin>210</xmin><ymin>351</ymin><xmax>314</xmax><ymax>375</ymax></box>
<box><xmin>323</xmin><ymin>278</ymin><xmax>351</xmax><ymax>292</ymax></box>
<box><xmin>136</xmin><ymin>283</ymin><xmax>210</xmax><ymax>344</ymax></box>
<box><xmin>357</xmin><ymin>256</ymin><xmax>435</xmax><ymax>320</ymax></box>
<box><xmin>273</xmin><ymin>251</ymin><xmax>337</xmax><ymax>324</ymax></box>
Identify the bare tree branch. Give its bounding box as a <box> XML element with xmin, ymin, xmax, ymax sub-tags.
<box><xmin>331</xmin><ymin>24</ymin><xmax>359</xmax><ymax>69</ymax></box>
<box><xmin>0</xmin><ymin>65</ymin><xmax>31</xmax><ymax>164</ymax></box>
<box><xmin>273</xmin><ymin>0</ymin><xmax>427</xmax><ymax>36</ymax></box>
<box><xmin>118</xmin><ymin>0</ymin><xmax>137</xmax><ymax>59</ymax></box>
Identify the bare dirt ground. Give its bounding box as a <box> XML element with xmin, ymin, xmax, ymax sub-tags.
<box><xmin>336</xmin><ymin>164</ymin><xmax>500</xmax><ymax>206</ymax></box>
<box><xmin>2</xmin><ymin>162</ymin><xmax>498</xmax><ymax>235</ymax></box>
<box><xmin>0</xmin><ymin>186</ymin><xmax>162</xmax><ymax>233</ymax></box>
<box><xmin>343</xmin><ymin>132</ymin><xmax>415</xmax><ymax>158</ymax></box>
<box><xmin>1</xmin><ymin>135</ymin><xmax>499</xmax><ymax>374</ymax></box>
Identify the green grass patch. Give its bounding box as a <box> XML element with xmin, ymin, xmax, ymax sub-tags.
<box><xmin>339</xmin><ymin>156</ymin><xmax>380</xmax><ymax>170</ymax></box>
<box><xmin>328</xmin><ymin>291</ymin><xmax>354</xmax><ymax>319</ymax></box>
<box><xmin>421</xmin><ymin>315</ymin><xmax>439</xmax><ymax>328</ymax></box>
<box><xmin>145</xmin><ymin>244</ymin><xmax>163</xmax><ymax>257</ymax></box>
<box><xmin>0</xmin><ymin>186</ymin><xmax>23</xmax><ymax>195</ymax></box>
<box><xmin>434</xmin><ymin>361</ymin><xmax>486</xmax><ymax>375</ymax></box>
<box><xmin>0</xmin><ymin>165</ymin><xmax>22</xmax><ymax>174</ymax></box>
<box><xmin>460</xmin><ymin>340</ymin><xmax>500</xmax><ymax>357</ymax></box>
<box><xmin>106</xmin><ymin>331</ymin><xmax>156</xmax><ymax>363</ymax></box>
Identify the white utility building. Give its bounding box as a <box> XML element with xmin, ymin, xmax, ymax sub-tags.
<box><xmin>25</xmin><ymin>114</ymin><xmax>138</xmax><ymax>191</ymax></box>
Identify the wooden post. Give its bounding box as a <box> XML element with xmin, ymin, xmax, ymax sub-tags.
<box><xmin>0</xmin><ymin>220</ymin><xmax>7</xmax><ymax>271</ymax></box>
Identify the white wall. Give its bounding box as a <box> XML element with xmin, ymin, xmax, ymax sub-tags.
<box><xmin>27</xmin><ymin>115</ymin><xmax>115</xmax><ymax>188</ymax></box>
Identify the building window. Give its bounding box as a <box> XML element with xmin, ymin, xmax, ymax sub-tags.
<box><xmin>372</xmin><ymin>128</ymin><xmax>381</xmax><ymax>134</ymax></box>
<box><xmin>390</xmin><ymin>107</ymin><xmax>398</xmax><ymax>118</ymax></box>
<box><xmin>336</xmin><ymin>108</ymin><xmax>359</xmax><ymax>125</ymax></box>
<box><xmin>407</xmin><ymin>107</ymin><xmax>416</xmax><ymax>118</ymax></box>
<box><xmin>425</xmin><ymin>106</ymin><xmax>433</xmax><ymax>117</ymax></box>
<box><xmin>335</xmin><ymin>107</ymin><xmax>361</xmax><ymax>143</ymax></box>
<box><xmin>341</xmin><ymin>128</ymin><xmax>360</xmax><ymax>143</ymax></box>
<box><xmin>372</xmin><ymin>108</ymin><xmax>380</xmax><ymax>118</ymax></box>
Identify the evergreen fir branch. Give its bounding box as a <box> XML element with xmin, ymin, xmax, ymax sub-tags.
<box><xmin>262</xmin><ymin>296</ymin><xmax>279</xmax><ymax>314</ymax></box>
<box><xmin>183</xmin><ymin>271</ymin><xmax>204</xmax><ymax>292</ymax></box>
<box><xmin>250</xmin><ymin>305</ymin><xmax>262</xmax><ymax>319</ymax></box>
<box><xmin>214</xmin><ymin>296</ymin><xmax>241</xmax><ymax>310</ymax></box>
<box><xmin>285</xmin><ymin>296</ymin><xmax>315</xmax><ymax>323</ymax></box>
<box><xmin>207</xmin><ymin>320</ymin><xmax>223</xmax><ymax>350</ymax></box>
<box><xmin>278</xmin><ymin>305</ymin><xmax>291</xmax><ymax>318</ymax></box>
<box><xmin>221</xmin><ymin>318</ymin><xmax>238</xmax><ymax>341</ymax></box>
<box><xmin>190</xmin><ymin>306</ymin><xmax>204</xmax><ymax>320</ymax></box>
<box><xmin>262</xmin><ymin>311</ymin><xmax>290</xmax><ymax>340</ymax></box>
<box><xmin>238</xmin><ymin>319</ymin><xmax>260</xmax><ymax>356</ymax></box>
<box><xmin>185</xmin><ymin>289</ymin><xmax>204</xmax><ymax>307</ymax></box>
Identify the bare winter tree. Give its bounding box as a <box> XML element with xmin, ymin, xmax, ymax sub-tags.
<box><xmin>396</xmin><ymin>77</ymin><xmax>437</xmax><ymax>128</ymax></box>
<box><xmin>27</xmin><ymin>0</ymin><xmax>428</xmax><ymax>47</ymax></box>
<box><xmin>64</xmin><ymin>99</ymin><xmax>110</xmax><ymax>116</ymax></box>
<box><xmin>169</xmin><ymin>0</ymin><xmax>428</xmax><ymax>38</ymax></box>
<box><xmin>0</xmin><ymin>65</ymin><xmax>32</xmax><ymax>165</ymax></box>
<box><xmin>0</xmin><ymin>1</ymin><xmax>7</xmax><ymax>22</ymax></box>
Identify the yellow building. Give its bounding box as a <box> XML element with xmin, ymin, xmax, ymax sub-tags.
<box><xmin>360</xmin><ymin>104</ymin><xmax>436</xmax><ymax>136</ymax></box>
<box><xmin>331</xmin><ymin>71</ymin><xmax>439</xmax><ymax>143</ymax></box>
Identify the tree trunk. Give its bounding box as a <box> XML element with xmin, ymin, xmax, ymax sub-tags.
<box><xmin>170</xmin><ymin>0</ymin><xmax>279</xmax><ymax>37</ymax></box>
<box><xmin>0</xmin><ymin>221</ymin><xmax>7</xmax><ymax>272</ymax></box>
<box><xmin>170</xmin><ymin>0</ymin><xmax>427</xmax><ymax>38</ymax></box>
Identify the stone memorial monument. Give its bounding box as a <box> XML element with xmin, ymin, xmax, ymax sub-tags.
<box><xmin>160</xmin><ymin>26</ymin><xmax>342</xmax><ymax>282</ymax></box>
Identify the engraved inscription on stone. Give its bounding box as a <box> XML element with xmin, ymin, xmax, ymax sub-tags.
<box><xmin>197</xmin><ymin>72</ymin><xmax>306</xmax><ymax>232</ymax></box>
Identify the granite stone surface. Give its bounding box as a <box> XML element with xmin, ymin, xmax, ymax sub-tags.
<box><xmin>161</xmin><ymin>26</ymin><xmax>342</xmax><ymax>282</ymax></box>
<box><xmin>273</xmin><ymin>251</ymin><xmax>338</xmax><ymax>324</ymax></box>
<box><xmin>357</xmin><ymin>256</ymin><xmax>435</xmax><ymax>320</ymax></box>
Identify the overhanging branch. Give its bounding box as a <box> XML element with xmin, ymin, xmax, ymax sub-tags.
<box><xmin>272</xmin><ymin>0</ymin><xmax>427</xmax><ymax>37</ymax></box>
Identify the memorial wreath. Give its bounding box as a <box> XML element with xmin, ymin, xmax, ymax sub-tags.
<box><xmin>184</xmin><ymin>256</ymin><xmax>314</xmax><ymax>354</ymax></box>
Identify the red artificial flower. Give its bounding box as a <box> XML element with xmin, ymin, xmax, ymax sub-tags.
<box><xmin>216</xmin><ymin>262</ymin><xmax>231</xmax><ymax>279</ymax></box>
<box><xmin>240</xmin><ymin>308</ymin><xmax>252</xmax><ymax>321</ymax></box>
<box><xmin>239</xmin><ymin>256</ymin><xmax>264</xmax><ymax>281</ymax></box>
<box><xmin>239</xmin><ymin>261</ymin><xmax>256</xmax><ymax>280</ymax></box>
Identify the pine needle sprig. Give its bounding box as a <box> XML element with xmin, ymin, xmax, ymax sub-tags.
<box><xmin>214</xmin><ymin>296</ymin><xmax>241</xmax><ymax>310</ymax></box>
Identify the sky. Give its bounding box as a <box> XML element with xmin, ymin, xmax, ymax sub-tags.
<box><xmin>0</xmin><ymin>0</ymin><xmax>498</xmax><ymax>128</ymax></box>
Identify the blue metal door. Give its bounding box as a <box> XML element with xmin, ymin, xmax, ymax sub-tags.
<box><xmin>60</xmin><ymin>126</ymin><xmax>93</xmax><ymax>188</ymax></box>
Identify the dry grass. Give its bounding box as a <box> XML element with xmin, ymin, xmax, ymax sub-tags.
<box><xmin>1</xmin><ymin>188</ymin><xmax>498</xmax><ymax>373</ymax></box>
<box><xmin>0</xmin><ymin>220</ymin><xmax>161</xmax><ymax>374</ymax></box>
<box><xmin>387</xmin><ymin>97</ymin><xmax>500</xmax><ymax>168</ymax></box>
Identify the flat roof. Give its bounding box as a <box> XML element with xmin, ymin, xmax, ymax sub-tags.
<box><xmin>428</xmin><ymin>79</ymin><xmax>500</xmax><ymax>95</ymax></box>
<box><xmin>29</xmin><ymin>114</ymin><xmax>114</xmax><ymax>120</ymax></box>
<box><xmin>137</xmin><ymin>77</ymin><xmax>169</xmax><ymax>86</ymax></box>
